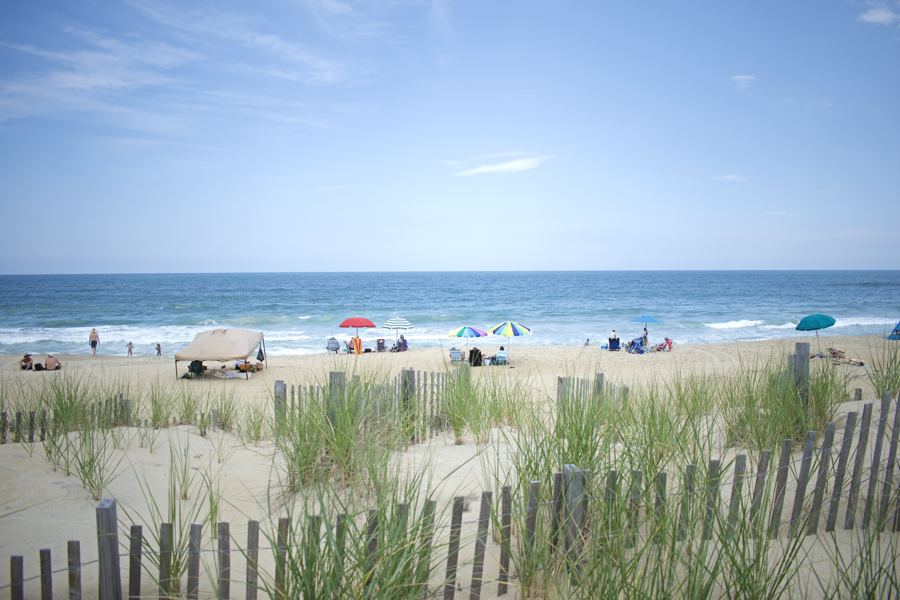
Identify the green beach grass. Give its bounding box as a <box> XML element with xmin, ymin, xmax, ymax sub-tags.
<box><xmin>0</xmin><ymin>343</ymin><xmax>897</xmax><ymax>598</ymax></box>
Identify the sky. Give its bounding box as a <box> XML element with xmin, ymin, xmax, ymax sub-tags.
<box><xmin>0</xmin><ymin>0</ymin><xmax>898</xmax><ymax>274</ymax></box>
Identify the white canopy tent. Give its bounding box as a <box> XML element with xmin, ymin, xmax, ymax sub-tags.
<box><xmin>174</xmin><ymin>328</ymin><xmax>266</xmax><ymax>378</ymax></box>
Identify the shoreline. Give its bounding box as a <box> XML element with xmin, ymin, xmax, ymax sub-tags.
<box><xmin>1</xmin><ymin>334</ymin><xmax>882</xmax><ymax>400</ymax></box>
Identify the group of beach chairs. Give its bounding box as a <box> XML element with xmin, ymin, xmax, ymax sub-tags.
<box><xmin>607</xmin><ymin>337</ymin><xmax>674</xmax><ymax>354</ymax></box>
<box><xmin>326</xmin><ymin>337</ymin><xmax>408</xmax><ymax>355</ymax></box>
<box><xmin>449</xmin><ymin>347</ymin><xmax>507</xmax><ymax>366</ymax></box>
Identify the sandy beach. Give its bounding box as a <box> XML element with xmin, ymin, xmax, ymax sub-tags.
<box><xmin>0</xmin><ymin>335</ymin><xmax>892</xmax><ymax>598</ymax></box>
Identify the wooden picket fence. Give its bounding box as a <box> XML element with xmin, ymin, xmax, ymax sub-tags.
<box><xmin>4</xmin><ymin>362</ymin><xmax>900</xmax><ymax>599</ymax></box>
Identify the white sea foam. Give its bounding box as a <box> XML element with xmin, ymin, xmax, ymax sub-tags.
<box><xmin>761</xmin><ymin>322</ymin><xmax>798</xmax><ymax>330</ymax></box>
<box><xmin>832</xmin><ymin>317</ymin><xmax>895</xmax><ymax>328</ymax></box>
<box><xmin>706</xmin><ymin>320</ymin><xmax>764</xmax><ymax>329</ymax></box>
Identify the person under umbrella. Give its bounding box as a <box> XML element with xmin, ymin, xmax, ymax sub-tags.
<box><xmin>488</xmin><ymin>321</ymin><xmax>532</xmax><ymax>357</ymax></box>
<box><xmin>448</xmin><ymin>326</ymin><xmax>488</xmax><ymax>354</ymax></box>
<box><xmin>340</xmin><ymin>317</ymin><xmax>376</xmax><ymax>354</ymax></box>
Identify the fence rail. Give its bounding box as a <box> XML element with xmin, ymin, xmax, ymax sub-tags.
<box><xmin>3</xmin><ymin>353</ymin><xmax>899</xmax><ymax>599</ymax></box>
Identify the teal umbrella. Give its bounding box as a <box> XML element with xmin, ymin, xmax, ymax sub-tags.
<box><xmin>796</xmin><ymin>313</ymin><xmax>836</xmax><ymax>353</ymax></box>
<box><xmin>796</xmin><ymin>314</ymin><xmax>836</xmax><ymax>334</ymax></box>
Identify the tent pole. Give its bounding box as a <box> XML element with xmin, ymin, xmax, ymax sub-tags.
<box><xmin>262</xmin><ymin>337</ymin><xmax>268</xmax><ymax>370</ymax></box>
<box><xmin>174</xmin><ymin>360</ymin><xmax>177</xmax><ymax>380</ymax></box>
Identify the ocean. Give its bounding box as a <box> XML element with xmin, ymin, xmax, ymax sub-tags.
<box><xmin>0</xmin><ymin>271</ymin><xmax>898</xmax><ymax>357</ymax></box>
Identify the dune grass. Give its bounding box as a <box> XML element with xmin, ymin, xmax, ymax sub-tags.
<box><xmin>0</xmin><ymin>342</ymin><xmax>897</xmax><ymax>598</ymax></box>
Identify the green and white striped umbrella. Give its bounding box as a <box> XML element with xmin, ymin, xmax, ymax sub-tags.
<box><xmin>383</xmin><ymin>317</ymin><xmax>414</xmax><ymax>340</ymax></box>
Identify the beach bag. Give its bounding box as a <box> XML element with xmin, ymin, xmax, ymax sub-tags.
<box><xmin>34</xmin><ymin>363</ymin><xmax>44</xmax><ymax>371</ymax></box>
<box><xmin>257</xmin><ymin>347</ymin><xmax>265</xmax><ymax>362</ymax></box>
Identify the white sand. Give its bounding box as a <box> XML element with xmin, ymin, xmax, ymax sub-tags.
<box><xmin>0</xmin><ymin>335</ymin><xmax>890</xmax><ymax>598</ymax></box>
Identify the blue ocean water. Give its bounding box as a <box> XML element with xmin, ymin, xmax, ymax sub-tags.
<box><xmin>0</xmin><ymin>272</ymin><xmax>898</xmax><ymax>357</ymax></box>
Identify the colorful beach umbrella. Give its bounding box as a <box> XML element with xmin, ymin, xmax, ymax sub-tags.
<box><xmin>383</xmin><ymin>317</ymin><xmax>414</xmax><ymax>340</ymax></box>
<box><xmin>488</xmin><ymin>321</ymin><xmax>532</xmax><ymax>354</ymax></box>
<box><xmin>448</xmin><ymin>326</ymin><xmax>488</xmax><ymax>352</ymax></box>
<box><xmin>339</xmin><ymin>317</ymin><xmax>376</xmax><ymax>337</ymax></box>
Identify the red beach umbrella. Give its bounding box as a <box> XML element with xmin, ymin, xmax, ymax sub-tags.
<box><xmin>340</xmin><ymin>317</ymin><xmax>376</xmax><ymax>337</ymax></box>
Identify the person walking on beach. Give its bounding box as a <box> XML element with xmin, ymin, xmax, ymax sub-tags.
<box><xmin>89</xmin><ymin>328</ymin><xmax>100</xmax><ymax>355</ymax></box>
<box><xmin>155</xmin><ymin>343</ymin><xmax>162</xmax><ymax>357</ymax></box>
<box><xmin>126</xmin><ymin>341</ymin><xmax>133</xmax><ymax>357</ymax></box>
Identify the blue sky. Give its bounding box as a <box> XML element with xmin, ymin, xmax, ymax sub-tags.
<box><xmin>1</xmin><ymin>0</ymin><xmax>898</xmax><ymax>274</ymax></box>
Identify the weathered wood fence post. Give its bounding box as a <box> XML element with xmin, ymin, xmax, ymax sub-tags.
<box><xmin>96</xmin><ymin>498</ymin><xmax>123</xmax><ymax>600</ymax></box>
<box><xmin>273</xmin><ymin>380</ymin><xmax>287</xmax><ymax>422</ymax></box>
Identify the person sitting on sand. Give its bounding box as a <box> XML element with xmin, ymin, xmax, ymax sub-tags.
<box><xmin>652</xmin><ymin>338</ymin><xmax>673</xmax><ymax>352</ymax></box>
<box><xmin>19</xmin><ymin>353</ymin><xmax>34</xmax><ymax>370</ymax></box>
<box><xmin>44</xmin><ymin>355</ymin><xmax>61</xmax><ymax>370</ymax></box>
<box><xmin>488</xmin><ymin>346</ymin><xmax>506</xmax><ymax>362</ymax></box>
<box><xmin>585</xmin><ymin>339</ymin><xmax>590</xmax><ymax>346</ymax></box>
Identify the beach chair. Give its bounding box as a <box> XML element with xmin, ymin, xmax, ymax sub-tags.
<box><xmin>608</xmin><ymin>338</ymin><xmax>621</xmax><ymax>351</ymax></box>
<box><xmin>376</xmin><ymin>339</ymin><xmax>387</xmax><ymax>352</ymax></box>
<box><xmin>469</xmin><ymin>348</ymin><xmax>483</xmax><ymax>367</ymax></box>
<box><xmin>495</xmin><ymin>350</ymin><xmax>509</xmax><ymax>365</ymax></box>
<box><xmin>449</xmin><ymin>348</ymin><xmax>465</xmax><ymax>364</ymax></box>
<box><xmin>628</xmin><ymin>337</ymin><xmax>645</xmax><ymax>354</ymax></box>
<box><xmin>327</xmin><ymin>337</ymin><xmax>340</xmax><ymax>353</ymax></box>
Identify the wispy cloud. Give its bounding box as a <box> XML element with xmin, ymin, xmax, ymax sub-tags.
<box><xmin>431</xmin><ymin>0</ymin><xmax>453</xmax><ymax>36</ymax></box>
<box><xmin>127</xmin><ymin>0</ymin><xmax>349</xmax><ymax>84</ymax></box>
<box><xmin>0</xmin><ymin>31</ymin><xmax>199</xmax><ymax>130</ymax></box>
<box><xmin>473</xmin><ymin>150</ymin><xmax>530</xmax><ymax>160</ymax></box>
<box><xmin>857</xmin><ymin>7</ymin><xmax>900</xmax><ymax>25</ymax></box>
<box><xmin>709</xmin><ymin>174</ymin><xmax>748</xmax><ymax>182</ymax></box>
<box><xmin>730</xmin><ymin>75</ymin><xmax>757</xmax><ymax>90</ymax></box>
<box><xmin>456</xmin><ymin>156</ymin><xmax>552</xmax><ymax>176</ymax></box>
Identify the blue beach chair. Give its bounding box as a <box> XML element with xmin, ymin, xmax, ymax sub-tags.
<box><xmin>627</xmin><ymin>337</ymin><xmax>645</xmax><ymax>354</ymax></box>
<box><xmin>608</xmin><ymin>338</ymin><xmax>621</xmax><ymax>351</ymax></box>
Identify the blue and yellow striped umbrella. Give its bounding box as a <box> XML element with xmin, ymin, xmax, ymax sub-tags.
<box><xmin>489</xmin><ymin>321</ymin><xmax>532</xmax><ymax>356</ymax></box>
<box><xmin>489</xmin><ymin>321</ymin><xmax>532</xmax><ymax>337</ymax></box>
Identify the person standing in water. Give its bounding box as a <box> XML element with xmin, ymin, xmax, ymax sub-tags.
<box><xmin>126</xmin><ymin>341</ymin><xmax>133</xmax><ymax>357</ymax></box>
<box><xmin>89</xmin><ymin>328</ymin><xmax>100</xmax><ymax>355</ymax></box>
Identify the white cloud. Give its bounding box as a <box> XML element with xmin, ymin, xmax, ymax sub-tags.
<box><xmin>730</xmin><ymin>75</ymin><xmax>757</xmax><ymax>90</ymax></box>
<box><xmin>456</xmin><ymin>156</ymin><xmax>552</xmax><ymax>176</ymax></box>
<box><xmin>709</xmin><ymin>174</ymin><xmax>748</xmax><ymax>182</ymax></box>
<box><xmin>857</xmin><ymin>7</ymin><xmax>900</xmax><ymax>25</ymax></box>
<box><xmin>431</xmin><ymin>0</ymin><xmax>453</xmax><ymax>36</ymax></box>
<box><xmin>126</xmin><ymin>0</ymin><xmax>348</xmax><ymax>84</ymax></box>
<box><xmin>473</xmin><ymin>150</ymin><xmax>530</xmax><ymax>159</ymax></box>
